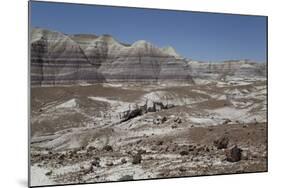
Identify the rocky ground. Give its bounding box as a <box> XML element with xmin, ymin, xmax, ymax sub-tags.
<box><xmin>30</xmin><ymin>77</ymin><xmax>267</xmax><ymax>186</ymax></box>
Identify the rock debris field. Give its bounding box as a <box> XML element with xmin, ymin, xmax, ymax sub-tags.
<box><xmin>30</xmin><ymin>79</ymin><xmax>267</xmax><ymax>186</ymax></box>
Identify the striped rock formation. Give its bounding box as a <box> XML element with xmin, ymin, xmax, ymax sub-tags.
<box><xmin>31</xmin><ymin>28</ymin><xmax>105</xmax><ymax>85</ymax></box>
<box><xmin>31</xmin><ymin>28</ymin><xmax>192</xmax><ymax>85</ymax></box>
<box><xmin>188</xmin><ymin>60</ymin><xmax>266</xmax><ymax>81</ymax></box>
<box><xmin>30</xmin><ymin>28</ymin><xmax>266</xmax><ymax>86</ymax></box>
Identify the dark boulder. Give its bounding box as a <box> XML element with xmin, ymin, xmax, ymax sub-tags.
<box><xmin>106</xmin><ymin>162</ymin><xmax>114</xmax><ymax>166</ymax></box>
<box><xmin>174</xmin><ymin>117</ymin><xmax>182</xmax><ymax>124</ymax></box>
<box><xmin>223</xmin><ymin>119</ymin><xmax>231</xmax><ymax>125</ymax></box>
<box><xmin>225</xmin><ymin>145</ymin><xmax>242</xmax><ymax>162</ymax></box>
<box><xmin>132</xmin><ymin>153</ymin><xmax>142</xmax><ymax>164</ymax></box>
<box><xmin>179</xmin><ymin>150</ymin><xmax>189</xmax><ymax>156</ymax></box>
<box><xmin>87</xmin><ymin>146</ymin><xmax>96</xmax><ymax>152</ymax></box>
<box><xmin>45</xmin><ymin>170</ymin><xmax>52</xmax><ymax>176</ymax></box>
<box><xmin>156</xmin><ymin>140</ymin><xmax>164</xmax><ymax>146</ymax></box>
<box><xmin>91</xmin><ymin>157</ymin><xmax>100</xmax><ymax>167</ymax></box>
<box><xmin>121</xmin><ymin>158</ymin><xmax>127</xmax><ymax>164</ymax></box>
<box><xmin>171</xmin><ymin>124</ymin><xmax>178</xmax><ymax>129</ymax></box>
<box><xmin>103</xmin><ymin>145</ymin><xmax>113</xmax><ymax>152</ymax></box>
<box><xmin>161</xmin><ymin>116</ymin><xmax>167</xmax><ymax>123</ymax></box>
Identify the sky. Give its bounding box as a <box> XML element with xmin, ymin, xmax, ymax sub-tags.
<box><xmin>30</xmin><ymin>1</ymin><xmax>267</xmax><ymax>62</ymax></box>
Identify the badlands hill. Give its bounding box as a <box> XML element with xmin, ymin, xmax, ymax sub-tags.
<box><xmin>30</xmin><ymin>28</ymin><xmax>266</xmax><ymax>85</ymax></box>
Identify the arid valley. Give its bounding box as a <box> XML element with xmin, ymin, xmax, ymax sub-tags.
<box><xmin>30</xmin><ymin>28</ymin><xmax>267</xmax><ymax>186</ymax></box>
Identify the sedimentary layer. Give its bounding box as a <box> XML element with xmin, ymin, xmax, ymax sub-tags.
<box><xmin>30</xmin><ymin>28</ymin><xmax>266</xmax><ymax>86</ymax></box>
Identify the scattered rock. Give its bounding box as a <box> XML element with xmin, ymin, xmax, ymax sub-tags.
<box><xmin>179</xmin><ymin>167</ymin><xmax>186</xmax><ymax>172</ymax></box>
<box><xmin>91</xmin><ymin>158</ymin><xmax>100</xmax><ymax>167</ymax></box>
<box><xmin>132</xmin><ymin>153</ymin><xmax>142</xmax><ymax>164</ymax></box>
<box><xmin>197</xmin><ymin>146</ymin><xmax>204</xmax><ymax>152</ymax></box>
<box><xmin>45</xmin><ymin>170</ymin><xmax>52</xmax><ymax>176</ymax></box>
<box><xmin>158</xmin><ymin>172</ymin><xmax>169</xmax><ymax>177</ymax></box>
<box><xmin>174</xmin><ymin>117</ymin><xmax>182</xmax><ymax>124</ymax></box>
<box><xmin>153</xmin><ymin>118</ymin><xmax>161</xmax><ymax>125</ymax></box>
<box><xmin>122</xmin><ymin>108</ymin><xmax>143</xmax><ymax>122</ymax></box>
<box><xmin>167</xmin><ymin>104</ymin><xmax>175</xmax><ymax>109</ymax></box>
<box><xmin>214</xmin><ymin>136</ymin><xmax>229</xmax><ymax>149</ymax></box>
<box><xmin>179</xmin><ymin>150</ymin><xmax>189</xmax><ymax>156</ymax></box>
<box><xmin>156</xmin><ymin>140</ymin><xmax>164</xmax><ymax>146</ymax></box>
<box><xmin>80</xmin><ymin>146</ymin><xmax>85</xmax><ymax>150</ymax></box>
<box><xmin>171</xmin><ymin>124</ymin><xmax>178</xmax><ymax>129</ymax></box>
<box><xmin>121</xmin><ymin>158</ymin><xmax>127</xmax><ymax>164</ymax></box>
<box><xmin>118</xmin><ymin>175</ymin><xmax>134</xmax><ymax>181</ymax></box>
<box><xmin>161</xmin><ymin>116</ymin><xmax>167</xmax><ymax>123</ymax></box>
<box><xmin>58</xmin><ymin>154</ymin><xmax>65</xmax><ymax>160</ymax></box>
<box><xmin>137</xmin><ymin>149</ymin><xmax>146</xmax><ymax>154</ymax></box>
<box><xmin>68</xmin><ymin>150</ymin><xmax>76</xmax><ymax>158</ymax></box>
<box><xmin>154</xmin><ymin>116</ymin><xmax>167</xmax><ymax>124</ymax></box>
<box><xmin>222</xmin><ymin>119</ymin><xmax>231</xmax><ymax>125</ymax></box>
<box><xmin>87</xmin><ymin>146</ymin><xmax>96</xmax><ymax>152</ymax></box>
<box><xmin>225</xmin><ymin>145</ymin><xmax>242</xmax><ymax>162</ymax></box>
<box><xmin>103</xmin><ymin>145</ymin><xmax>113</xmax><ymax>152</ymax></box>
<box><xmin>106</xmin><ymin>162</ymin><xmax>114</xmax><ymax>166</ymax></box>
<box><xmin>188</xmin><ymin>145</ymin><xmax>195</xmax><ymax>151</ymax></box>
<box><xmin>242</xmin><ymin>124</ymin><xmax>248</xmax><ymax>128</ymax></box>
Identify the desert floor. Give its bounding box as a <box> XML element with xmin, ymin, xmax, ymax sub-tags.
<box><xmin>30</xmin><ymin>78</ymin><xmax>267</xmax><ymax>186</ymax></box>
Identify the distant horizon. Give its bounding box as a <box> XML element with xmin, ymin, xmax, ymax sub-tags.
<box><xmin>30</xmin><ymin>1</ymin><xmax>267</xmax><ymax>63</ymax></box>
